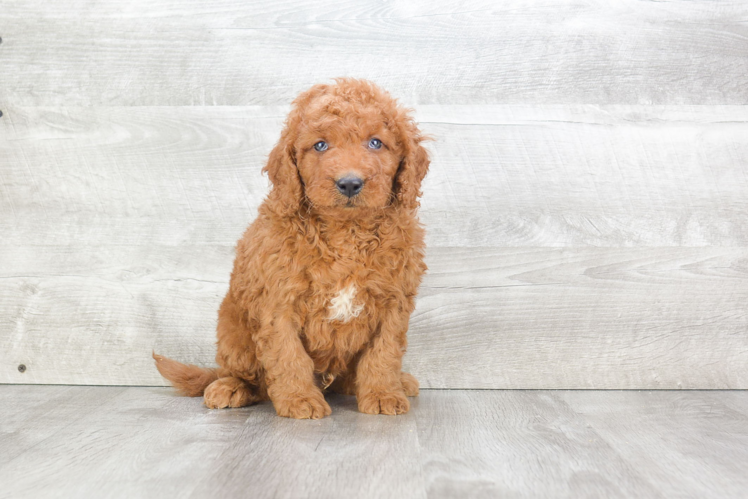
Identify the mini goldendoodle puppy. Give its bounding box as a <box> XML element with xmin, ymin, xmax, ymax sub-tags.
<box><xmin>154</xmin><ymin>78</ymin><xmax>429</xmax><ymax>419</ymax></box>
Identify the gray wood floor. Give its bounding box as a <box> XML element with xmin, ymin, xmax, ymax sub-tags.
<box><xmin>1</xmin><ymin>386</ymin><xmax>747</xmax><ymax>498</ymax></box>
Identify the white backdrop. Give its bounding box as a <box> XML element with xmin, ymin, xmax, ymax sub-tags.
<box><xmin>1</xmin><ymin>0</ymin><xmax>747</xmax><ymax>387</ymax></box>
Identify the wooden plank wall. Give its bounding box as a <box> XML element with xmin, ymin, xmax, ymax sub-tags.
<box><xmin>1</xmin><ymin>0</ymin><xmax>746</xmax><ymax>388</ymax></box>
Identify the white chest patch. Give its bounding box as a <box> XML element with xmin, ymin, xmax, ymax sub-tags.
<box><xmin>327</xmin><ymin>284</ymin><xmax>364</xmax><ymax>323</ymax></box>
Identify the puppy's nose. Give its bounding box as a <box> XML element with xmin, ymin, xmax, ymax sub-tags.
<box><xmin>336</xmin><ymin>176</ymin><xmax>364</xmax><ymax>198</ymax></box>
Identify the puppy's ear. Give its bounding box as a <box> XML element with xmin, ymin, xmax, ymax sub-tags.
<box><xmin>262</xmin><ymin>84</ymin><xmax>331</xmax><ymax>216</ymax></box>
<box><xmin>394</xmin><ymin>121</ymin><xmax>430</xmax><ymax>210</ymax></box>
<box><xmin>262</xmin><ymin>130</ymin><xmax>303</xmax><ymax>217</ymax></box>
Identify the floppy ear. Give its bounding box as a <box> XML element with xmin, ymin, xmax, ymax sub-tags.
<box><xmin>262</xmin><ymin>129</ymin><xmax>303</xmax><ymax>217</ymax></box>
<box><xmin>262</xmin><ymin>84</ymin><xmax>331</xmax><ymax>217</ymax></box>
<box><xmin>394</xmin><ymin>129</ymin><xmax>430</xmax><ymax>210</ymax></box>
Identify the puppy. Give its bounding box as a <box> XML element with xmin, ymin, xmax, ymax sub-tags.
<box><xmin>154</xmin><ymin>78</ymin><xmax>429</xmax><ymax>419</ymax></box>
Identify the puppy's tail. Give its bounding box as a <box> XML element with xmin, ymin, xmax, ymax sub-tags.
<box><xmin>152</xmin><ymin>352</ymin><xmax>220</xmax><ymax>397</ymax></box>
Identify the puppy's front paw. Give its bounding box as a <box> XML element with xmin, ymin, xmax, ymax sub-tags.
<box><xmin>274</xmin><ymin>392</ymin><xmax>332</xmax><ymax>419</ymax></box>
<box><xmin>204</xmin><ymin>377</ymin><xmax>256</xmax><ymax>409</ymax></box>
<box><xmin>358</xmin><ymin>389</ymin><xmax>410</xmax><ymax>415</ymax></box>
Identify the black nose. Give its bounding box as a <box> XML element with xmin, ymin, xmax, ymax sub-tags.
<box><xmin>336</xmin><ymin>176</ymin><xmax>364</xmax><ymax>198</ymax></box>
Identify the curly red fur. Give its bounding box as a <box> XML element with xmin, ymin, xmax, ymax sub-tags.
<box><xmin>154</xmin><ymin>78</ymin><xmax>429</xmax><ymax>418</ymax></box>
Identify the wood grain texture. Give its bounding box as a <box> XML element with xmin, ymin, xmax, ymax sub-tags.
<box><xmin>415</xmin><ymin>391</ymin><xmax>657</xmax><ymax>497</ymax></box>
<box><xmin>561</xmin><ymin>391</ymin><xmax>748</xmax><ymax>498</ymax></box>
<box><xmin>2</xmin><ymin>246</ymin><xmax>746</xmax><ymax>388</ymax></box>
<box><xmin>188</xmin><ymin>395</ymin><xmax>424</xmax><ymax>498</ymax></box>
<box><xmin>0</xmin><ymin>386</ymin><xmax>129</xmax><ymax>473</ymax></box>
<box><xmin>2</xmin><ymin>105</ymin><xmax>747</xmax><ymax>248</ymax></box>
<box><xmin>1</xmin><ymin>103</ymin><xmax>747</xmax><ymax>387</ymax></box>
<box><xmin>2</xmin><ymin>1</ymin><xmax>748</xmax><ymax>391</ymax></box>
<box><xmin>0</xmin><ymin>386</ymin><xmax>425</xmax><ymax>498</ymax></box>
<box><xmin>1</xmin><ymin>0</ymin><xmax>748</xmax><ymax>106</ymax></box>
<box><xmin>416</xmin><ymin>390</ymin><xmax>748</xmax><ymax>498</ymax></box>
<box><xmin>411</xmin><ymin>246</ymin><xmax>748</xmax><ymax>389</ymax></box>
<box><xmin>2</xmin><ymin>386</ymin><xmax>748</xmax><ymax>498</ymax></box>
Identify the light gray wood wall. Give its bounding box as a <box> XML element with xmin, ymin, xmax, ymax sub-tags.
<box><xmin>1</xmin><ymin>0</ymin><xmax>746</xmax><ymax>388</ymax></box>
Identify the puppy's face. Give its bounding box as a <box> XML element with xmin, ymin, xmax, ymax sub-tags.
<box><xmin>293</xmin><ymin>95</ymin><xmax>403</xmax><ymax>211</ymax></box>
<box><xmin>263</xmin><ymin>79</ymin><xmax>429</xmax><ymax>216</ymax></box>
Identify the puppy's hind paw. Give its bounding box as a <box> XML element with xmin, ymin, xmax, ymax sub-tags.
<box><xmin>204</xmin><ymin>377</ymin><xmax>257</xmax><ymax>409</ymax></box>
<box><xmin>400</xmin><ymin>372</ymin><xmax>419</xmax><ymax>397</ymax></box>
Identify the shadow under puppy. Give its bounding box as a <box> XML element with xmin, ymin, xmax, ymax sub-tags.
<box><xmin>154</xmin><ymin>78</ymin><xmax>430</xmax><ymax>419</ymax></box>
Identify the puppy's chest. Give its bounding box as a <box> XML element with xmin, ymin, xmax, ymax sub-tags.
<box><xmin>304</xmin><ymin>244</ymin><xmax>389</xmax><ymax>325</ymax></box>
<box><xmin>297</xmin><ymin>236</ymin><xmax>415</xmax><ymax>368</ymax></box>
<box><xmin>306</xmin><ymin>268</ymin><xmax>374</xmax><ymax>326</ymax></box>
<box><xmin>325</xmin><ymin>283</ymin><xmax>365</xmax><ymax>323</ymax></box>
<box><xmin>298</xmin><ymin>229</ymin><xmax>411</xmax><ymax>332</ymax></box>
<box><xmin>299</xmin><ymin>269</ymin><xmax>373</xmax><ymax>359</ymax></box>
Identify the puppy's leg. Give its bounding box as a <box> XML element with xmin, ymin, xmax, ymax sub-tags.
<box><xmin>334</xmin><ymin>366</ymin><xmax>419</xmax><ymax>398</ymax></box>
<box><xmin>213</xmin><ymin>294</ymin><xmax>267</xmax><ymax>403</ymax></box>
<box><xmin>256</xmin><ymin>313</ymin><xmax>331</xmax><ymax>419</ymax></box>
<box><xmin>204</xmin><ymin>377</ymin><xmax>261</xmax><ymax>409</ymax></box>
<box><xmin>355</xmin><ymin>309</ymin><xmax>413</xmax><ymax>415</ymax></box>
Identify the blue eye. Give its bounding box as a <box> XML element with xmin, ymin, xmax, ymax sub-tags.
<box><xmin>314</xmin><ymin>141</ymin><xmax>328</xmax><ymax>152</ymax></box>
<box><xmin>368</xmin><ymin>138</ymin><xmax>382</xmax><ymax>150</ymax></box>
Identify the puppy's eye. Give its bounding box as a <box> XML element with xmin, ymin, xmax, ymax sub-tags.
<box><xmin>368</xmin><ymin>138</ymin><xmax>383</xmax><ymax>150</ymax></box>
<box><xmin>314</xmin><ymin>141</ymin><xmax>328</xmax><ymax>152</ymax></box>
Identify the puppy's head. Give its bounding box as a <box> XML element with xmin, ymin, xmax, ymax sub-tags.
<box><xmin>263</xmin><ymin>78</ymin><xmax>429</xmax><ymax>216</ymax></box>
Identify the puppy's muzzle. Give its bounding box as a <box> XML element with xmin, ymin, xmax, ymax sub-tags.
<box><xmin>336</xmin><ymin>176</ymin><xmax>364</xmax><ymax>198</ymax></box>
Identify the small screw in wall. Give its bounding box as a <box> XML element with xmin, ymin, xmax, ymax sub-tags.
<box><xmin>18</xmin><ymin>364</ymin><xmax>26</xmax><ymax>373</ymax></box>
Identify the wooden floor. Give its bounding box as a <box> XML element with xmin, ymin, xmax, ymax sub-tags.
<box><xmin>1</xmin><ymin>387</ymin><xmax>748</xmax><ymax>498</ymax></box>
